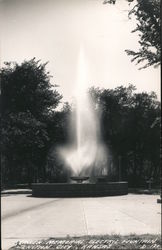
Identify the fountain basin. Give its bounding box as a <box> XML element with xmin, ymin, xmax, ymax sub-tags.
<box><xmin>32</xmin><ymin>181</ymin><xmax>128</xmax><ymax>197</ymax></box>
<box><xmin>97</xmin><ymin>176</ymin><xmax>108</xmax><ymax>183</ymax></box>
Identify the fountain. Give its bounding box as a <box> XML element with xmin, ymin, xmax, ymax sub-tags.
<box><xmin>32</xmin><ymin>47</ymin><xmax>128</xmax><ymax>197</ymax></box>
<box><xmin>59</xmin><ymin>48</ymin><xmax>108</xmax><ymax>179</ymax></box>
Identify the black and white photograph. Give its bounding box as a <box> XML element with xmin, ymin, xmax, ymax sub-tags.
<box><xmin>1</xmin><ymin>0</ymin><xmax>161</xmax><ymax>249</ymax></box>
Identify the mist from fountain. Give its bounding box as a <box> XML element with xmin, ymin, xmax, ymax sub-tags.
<box><xmin>59</xmin><ymin>48</ymin><xmax>108</xmax><ymax>177</ymax></box>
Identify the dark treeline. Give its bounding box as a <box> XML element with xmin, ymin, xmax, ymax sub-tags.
<box><xmin>1</xmin><ymin>59</ymin><xmax>69</xmax><ymax>186</ymax></box>
<box><xmin>89</xmin><ymin>86</ymin><xmax>160</xmax><ymax>187</ymax></box>
<box><xmin>1</xmin><ymin>59</ymin><xmax>160</xmax><ymax>188</ymax></box>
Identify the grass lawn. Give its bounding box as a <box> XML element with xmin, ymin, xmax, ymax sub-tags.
<box><xmin>10</xmin><ymin>234</ymin><xmax>161</xmax><ymax>249</ymax></box>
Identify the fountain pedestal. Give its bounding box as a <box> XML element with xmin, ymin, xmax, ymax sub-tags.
<box><xmin>70</xmin><ymin>176</ymin><xmax>89</xmax><ymax>183</ymax></box>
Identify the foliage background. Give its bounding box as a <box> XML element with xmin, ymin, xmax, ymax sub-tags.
<box><xmin>1</xmin><ymin>60</ymin><xmax>160</xmax><ymax>188</ymax></box>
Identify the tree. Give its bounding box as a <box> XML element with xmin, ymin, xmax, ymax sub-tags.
<box><xmin>103</xmin><ymin>0</ymin><xmax>161</xmax><ymax>69</ymax></box>
<box><xmin>89</xmin><ymin>85</ymin><xmax>160</xmax><ymax>187</ymax></box>
<box><xmin>126</xmin><ymin>0</ymin><xmax>161</xmax><ymax>69</ymax></box>
<box><xmin>1</xmin><ymin>59</ymin><xmax>62</xmax><ymax>186</ymax></box>
<box><xmin>125</xmin><ymin>91</ymin><xmax>160</xmax><ymax>185</ymax></box>
<box><xmin>45</xmin><ymin>102</ymin><xmax>72</xmax><ymax>183</ymax></box>
<box><xmin>1</xmin><ymin>59</ymin><xmax>61</xmax><ymax>117</ymax></box>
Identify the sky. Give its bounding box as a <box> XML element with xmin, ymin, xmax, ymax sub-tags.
<box><xmin>1</xmin><ymin>0</ymin><xmax>161</xmax><ymax>103</ymax></box>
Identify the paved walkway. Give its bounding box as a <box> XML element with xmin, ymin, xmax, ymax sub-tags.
<box><xmin>1</xmin><ymin>191</ymin><xmax>161</xmax><ymax>250</ymax></box>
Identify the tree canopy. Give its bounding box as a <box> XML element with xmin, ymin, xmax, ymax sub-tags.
<box><xmin>1</xmin><ymin>59</ymin><xmax>61</xmax><ymax>117</ymax></box>
<box><xmin>1</xmin><ymin>59</ymin><xmax>62</xmax><ymax>185</ymax></box>
<box><xmin>89</xmin><ymin>85</ymin><xmax>160</xmax><ymax>186</ymax></box>
<box><xmin>103</xmin><ymin>0</ymin><xmax>161</xmax><ymax>69</ymax></box>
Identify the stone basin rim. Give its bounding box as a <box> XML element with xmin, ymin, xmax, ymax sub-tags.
<box><xmin>32</xmin><ymin>181</ymin><xmax>128</xmax><ymax>185</ymax></box>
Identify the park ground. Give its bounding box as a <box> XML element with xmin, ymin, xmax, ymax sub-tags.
<box><xmin>1</xmin><ymin>190</ymin><xmax>161</xmax><ymax>250</ymax></box>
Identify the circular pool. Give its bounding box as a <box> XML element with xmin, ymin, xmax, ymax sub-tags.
<box><xmin>32</xmin><ymin>181</ymin><xmax>128</xmax><ymax>197</ymax></box>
